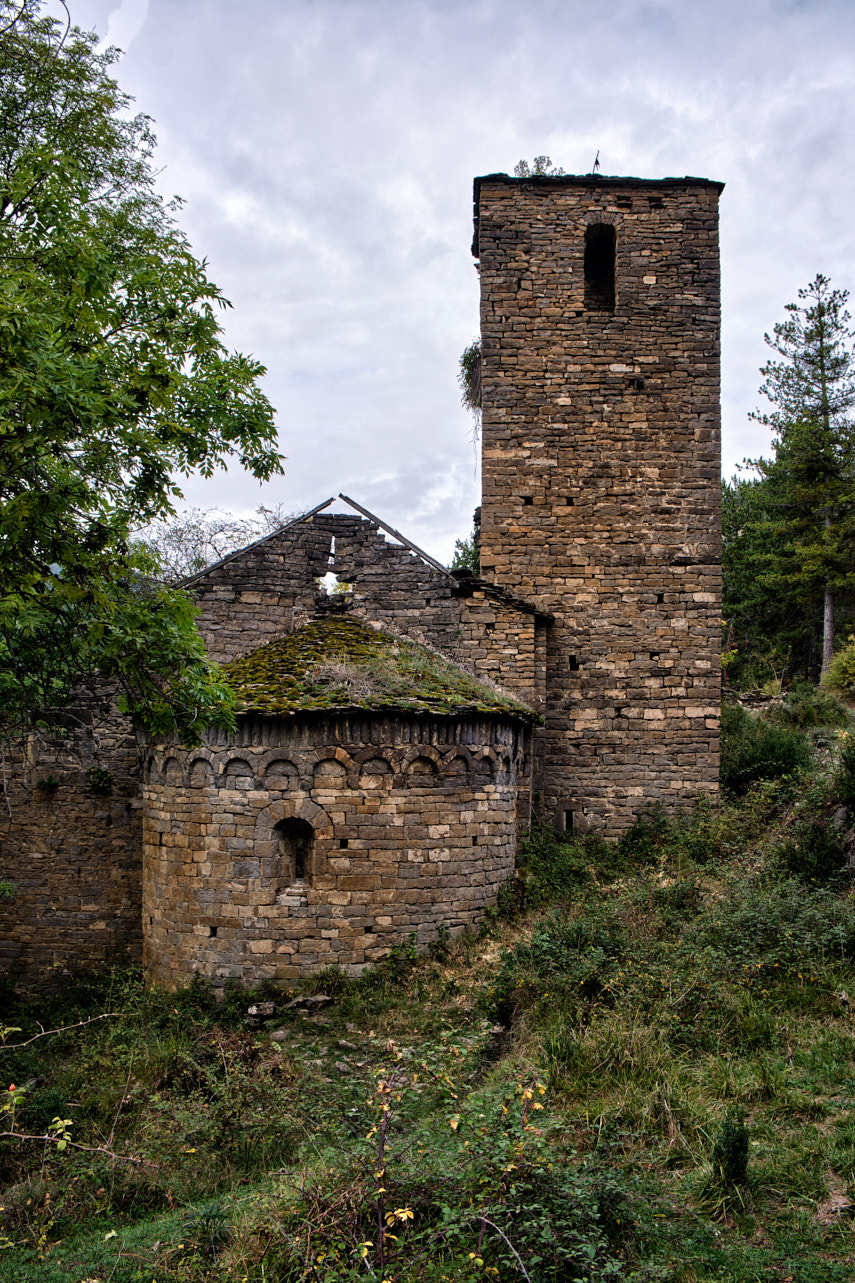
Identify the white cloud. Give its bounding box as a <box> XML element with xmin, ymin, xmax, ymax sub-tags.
<box><xmin>100</xmin><ymin>0</ymin><xmax>148</xmax><ymax>51</ymax></box>
<box><xmin>50</xmin><ymin>0</ymin><xmax>855</xmax><ymax>553</ymax></box>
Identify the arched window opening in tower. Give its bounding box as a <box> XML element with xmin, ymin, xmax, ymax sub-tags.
<box><xmin>584</xmin><ymin>223</ymin><xmax>616</xmax><ymax>312</ymax></box>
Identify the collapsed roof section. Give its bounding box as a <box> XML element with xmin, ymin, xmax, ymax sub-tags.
<box><xmin>185</xmin><ymin>497</ymin><xmax>547</xmax><ymax>715</ymax></box>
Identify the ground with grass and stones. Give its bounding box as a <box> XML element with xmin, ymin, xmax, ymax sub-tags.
<box><xmin>1</xmin><ymin>684</ymin><xmax>854</xmax><ymax>1281</ymax></box>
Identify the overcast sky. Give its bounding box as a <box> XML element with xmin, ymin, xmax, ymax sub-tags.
<box><xmin>55</xmin><ymin>0</ymin><xmax>855</xmax><ymax>563</ymax></box>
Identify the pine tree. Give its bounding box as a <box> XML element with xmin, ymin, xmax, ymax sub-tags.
<box><xmin>750</xmin><ymin>275</ymin><xmax>855</xmax><ymax>677</ymax></box>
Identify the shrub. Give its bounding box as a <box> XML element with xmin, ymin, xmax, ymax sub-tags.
<box><xmin>836</xmin><ymin>734</ymin><xmax>855</xmax><ymax>809</ymax></box>
<box><xmin>514</xmin><ymin>825</ymin><xmax>591</xmax><ymax>909</ymax></box>
<box><xmin>711</xmin><ymin>1107</ymin><xmax>749</xmax><ymax>1185</ymax></box>
<box><xmin>485</xmin><ymin>904</ymin><xmax>627</xmax><ymax>1027</ymax></box>
<box><xmin>824</xmin><ymin>635</ymin><xmax>855</xmax><ymax>695</ymax></box>
<box><xmin>692</xmin><ymin>878</ymin><xmax>855</xmax><ymax>968</ymax></box>
<box><xmin>720</xmin><ymin>701</ymin><xmax>811</xmax><ymax>795</ymax></box>
<box><xmin>768</xmin><ymin>680</ymin><xmax>851</xmax><ymax>730</ymax></box>
<box><xmin>617</xmin><ymin>805</ymin><xmax>674</xmax><ymax>866</ymax></box>
<box><xmin>778</xmin><ymin>817</ymin><xmax>850</xmax><ymax>885</ymax></box>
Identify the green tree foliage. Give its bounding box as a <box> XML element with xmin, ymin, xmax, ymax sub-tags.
<box><xmin>0</xmin><ymin>2</ymin><xmax>283</xmax><ymax>740</ymax></box>
<box><xmin>723</xmin><ymin>277</ymin><xmax>855</xmax><ymax>685</ymax></box>
<box><xmin>722</xmin><ymin>474</ymin><xmax>805</xmax><ymax>686</ymax></box>
<box><xmin>748</xmin><ymin>276</ymin><xmax>855</xmax><ymax>678</ymax></box>
<box><xmin>450</xmin><ymin>530</ymin><xmax>479</xmax><ymax>574</ymax></box>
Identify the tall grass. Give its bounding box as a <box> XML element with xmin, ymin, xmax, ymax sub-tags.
<box><xmin>1</xmin><ymin>684</ymin><xmax>855</xmax><ymax>1280</ymax></box>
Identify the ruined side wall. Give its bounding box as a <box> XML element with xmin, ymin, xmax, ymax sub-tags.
<box><xmin>0</xmin><ymin>690</ymin><xmax>142</xmax><ymax>983</ymax></box>
<box><xmin>476</xmin><ymin>175</ymin><xmax>722</xmax><ymax>832</ymax></box>
<box><xmin>143</xmin><ymin>712</ymin><xmax>526</xmax><ymax>989</ymax></box>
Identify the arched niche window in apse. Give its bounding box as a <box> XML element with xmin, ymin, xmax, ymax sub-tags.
<box><xmin>584</xmin><ymin>223</ymin><xmax>616</xmax><ymax>312</ymax></box>
<box><xmin>273</xmin><ymin>817</ymin><xmax>313</xmax><ymax>889</ymax></box>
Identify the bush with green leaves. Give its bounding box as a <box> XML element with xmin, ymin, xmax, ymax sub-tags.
<box><xmin>824</xmin><ymin>635</ymin><xmax>855</xmax><ymax>695</ymax></box>
<box><xmin>485</xmin><ymin>903</ymin><xmax>628</xmax><ymax>1028</ymax></box>
<box><xmin>835</xmin><ymin>733</ymin><xmax>855</xmax><ymax>808</ymax></box>
<box><xmin>689</xmin><ymin>877</ymin><xmax>855</xmax><ymax>969</ymax></box>
<box><xmin>247</xmin><ymin>1070</ymin><xmax>632</xmax><ymax>1283</ymax></box>
<box><xmin>510</xmin><ymin>825</ymin><xmax>591</xmax><ymax>912</ymax></box>
<box><xmin>768</xmin><ymin>680</ymin><xmax>851</xmax><ymax>730</ymax></box>
<box><xmin>720</xmin><ymin>700</ymin><xmax>811</xmax><ymax>795</ymax></box>
<box><xmin>777</xmin><ymin>816</ymin><xmax>850</xmax><ymax>885</ymax></box>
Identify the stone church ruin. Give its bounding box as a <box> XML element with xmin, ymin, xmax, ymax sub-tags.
<box><xmin>0</xmin><ymin>172</ymin><xmax>723</xmax><ymax>987</ymax></box>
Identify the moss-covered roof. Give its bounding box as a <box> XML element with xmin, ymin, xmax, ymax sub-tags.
<box><xmin>223</xmin><ymin>616</ymin><xmax>533</xmax><ymax>719</ymax></box>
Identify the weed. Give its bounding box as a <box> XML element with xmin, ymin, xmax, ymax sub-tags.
<box><xmin>85</xmin><ymin>765</ymin><xmax>113</xmax><ymax>795</ymax></box>
<box><xmin>711</xmin><ymin>1107</ymin><xmax>750</xmax><ymax>1184</ymax></box>
<box><xmin>512</xmin><ymin>824</ymin><xmax>591</xmax><ymax>910</ymax></box>
<box><xmin>181</xmin><ymin>1199</ymin><xmax>231</xmax><ymax>1259</ymax></box>
<box><xmin>835</xmin><ymin>733</ymin><xmax>855</xmax><ymax>808</ymax></box>
<box><xmin>616</xmin><ymin>804</ymin><xmax>674</xmax><ymax>866</ymax></box>
<box><xmin>427</xmin><ymin>923</ymin><xmax>451</xmax><ymax>963</ymax></box>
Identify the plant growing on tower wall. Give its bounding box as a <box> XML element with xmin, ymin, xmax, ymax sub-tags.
<box><xmin>458</xmin><ymin>338</ymin><xmax>482</xmax><ymax>426</ymax></box>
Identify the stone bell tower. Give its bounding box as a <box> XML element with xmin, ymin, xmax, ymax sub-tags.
<box><xmin>473</xmin><ymin>172</ymin><xmax>723</xmax><ymax>833</ymax></box>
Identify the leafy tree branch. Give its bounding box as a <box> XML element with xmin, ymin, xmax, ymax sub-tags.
<box><xmin>0</xmin><ymin>0</ymin><xmax>284</xmax><ymax>741</ymax></box>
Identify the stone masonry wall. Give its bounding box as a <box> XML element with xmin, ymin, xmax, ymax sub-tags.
<box><xmin>142</xmin><ymin>711</ymin><xmax>526</xmax><ymax>989</ymax></box>
<box><xmin>189</xmin><ymin>512</ymin><xmax>540</xmax><ymax>703</ymax></box>
<box><xmin>475</xmin><ymin>174</ymin><xmax>722</xmax><ymax>831</ymax></box>
<box><xmin>0</xmin><ymin>516</ymin><xmax>536</xmax><ymax>986</ymax></box>
<box><xmin>0</xmin><ymin>687</ymin><xmax>143</xmax><ymax>983</ymax></box>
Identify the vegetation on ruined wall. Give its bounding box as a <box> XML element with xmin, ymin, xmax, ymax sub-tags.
<box><xmin>724</xmin><ymin>276</ymin><xmax>855</xmax><ymax>689</ymax></box>
<box><xmin>0</xmin><ymin>1</ymin><xmax>283</xmax><ymax>743</ymax></box>
<box><xmin>223</xmin><ymin>616</ymin><xmax>531</xmax><ymax>717</ymax></box>
<box><xmin>1</xmin><ymin>685</ymin><xmax>854</xmax><ymax>1281</ymax></box>
<box><xmin>458</xmin><ymin>339</ymin><xmax>482</xmax><ymax>437</ymax></box>
<box><xmin>513</xmin><ymin>156</ymin><xmax>566</xmax><ymax>178</ymax></box>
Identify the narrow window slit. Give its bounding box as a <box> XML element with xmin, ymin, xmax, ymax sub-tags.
<box><xmin>584</xmin><ymin>224</ymin><xmax>616</xmax><ymax>312</ymax></box>
<box><xmin>274</xmin><ymin>818</ymin><xmax>313</xmax><ymax>888</ymax></box>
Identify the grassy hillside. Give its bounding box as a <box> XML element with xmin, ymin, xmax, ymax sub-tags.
<box><xmin>1</xmin><ymin>687</ymin><xmax>854</xmax><ymax>1281</ymax></box>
